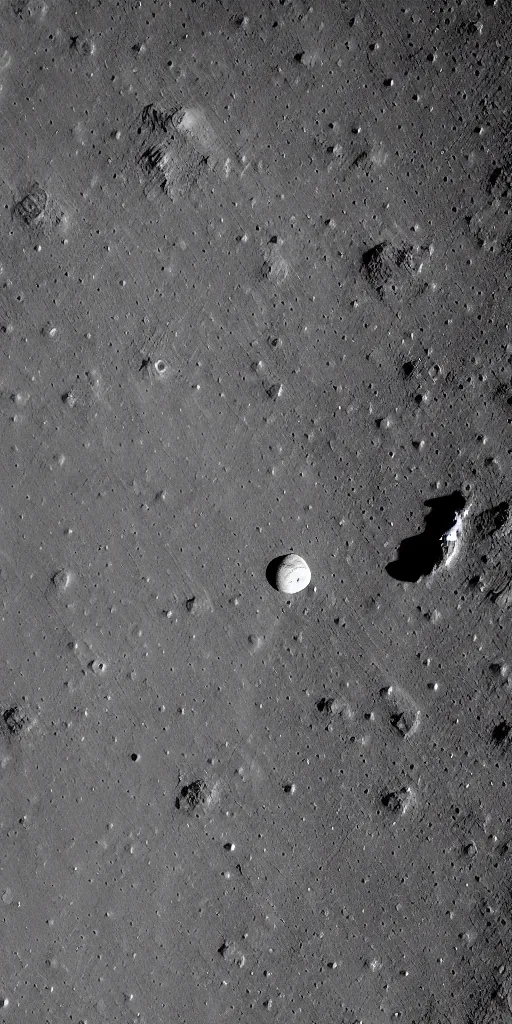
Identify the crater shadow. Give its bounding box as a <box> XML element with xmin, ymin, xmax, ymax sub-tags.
<box><xmin>492</xmin><ymin>720</ymin><xmax>511</xmax><ymax>746</ymax></box>
<box><xmin>266</xmin><ymin>556</ymin><xmax>285</xmax><ymax>591</ymax></box>
<box><xmin>386</xmin><ymin>491</ymin><xmax>466</xmax><ymax>582</ymax></box>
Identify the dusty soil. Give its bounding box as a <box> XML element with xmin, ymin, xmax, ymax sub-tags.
<box><xmin>0</xmin><ymin>1</ymin><xmax>511</xmax><ymax>1022</ymax></box>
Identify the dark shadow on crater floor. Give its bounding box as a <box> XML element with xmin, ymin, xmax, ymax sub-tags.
<box><xmin>386</xmin><ymin>491</ymin><xmax>466</xmax><ymax>582</ymax></box>
<box><xmin>492</xmin><ymin>720</ymin><xmax>511</xmax><ymax>746</ymax></box>
<box><xmin>266</xmin><ymin>556</ymin><xmax>284</xmax><ymax>591</ymax></box>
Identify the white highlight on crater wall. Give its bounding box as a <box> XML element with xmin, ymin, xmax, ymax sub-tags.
<box><xmin>443</xmin><ymin>503</ymin><xmax>472</xmax><ymax>568</ymax></box>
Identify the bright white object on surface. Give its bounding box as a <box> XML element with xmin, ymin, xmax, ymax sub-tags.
<box><xmin>275</xmin><ymin>553</ymin><xmax>311</xmax><ymax>594</ymax></box>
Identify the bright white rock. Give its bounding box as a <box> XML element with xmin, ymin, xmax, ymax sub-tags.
<box><xmin>275</xmin><ymin>553</ymin><xmax>311</xmax><ymax>594</ymax></box>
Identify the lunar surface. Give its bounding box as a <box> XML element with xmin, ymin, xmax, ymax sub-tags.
<box><xmin>0</xmin><ymin>1</ymin><xmax>511</xmax><ymax>1022</ymax></box>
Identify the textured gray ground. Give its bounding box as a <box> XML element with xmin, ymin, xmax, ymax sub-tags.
<box><xmin>0</xmin><ymin>1</ymin><xmax>511</xmax><ymax>1021</ymax></box>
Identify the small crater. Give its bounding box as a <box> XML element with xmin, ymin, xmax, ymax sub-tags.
<box><xmin>489</xmin><ymin>165</ymin><xmax>512</xmax><ymax>201</ymax></box>
<box><xmin>463</xmin><ymin>839</ymin><xmax>478</xmax><ymax>858</ymax></box>
<box><xmin>492</xmin><ymin>720</ymin><xmax>511</xmax><ymax>746</ymax></box>
<box><xmin>177</xmin><ymin>778</ymin><xmax>207</xmax><ymax>810</ymax></box>
<box><xmin>218</xmin><ymin>940</ymin><xmax>246</xmax><ymax>967</ymax></box>
<box><xmin>402</xmin><ymin>360</ymin><xmax>416</xmax><ymax>378</ymax></box>
<box><xmin>266</xmin><ymin>382</ymin><xmax>283</xmax><ymax>400</ymax></box>
<box><xmin>381</xmin><ymin>784</ymin><xmax>416</xmax><ymax>818</ymax></box>
<box><xmin>382</xmin><ymin>685</ymin><xmax>421</xmax><ymax>738</ymax></box>
<box><xmin>177</xmin><ymin>778</ymin><xmax>220</xmax><ymax>813</ymax></box>
<box><xmin>316</xmin><ymin>696</ymin><xmax>353</xmax><ymax>722</ymax></box>
<box><xmin>184</xmin><ymin>592</ymin><xmax>213</xmax><ymax>615</ymax></box>
<box><xmin>3</xmin><ymin>706</ymin><xmax>26</xmax><ymax>736</ymax></box>
<box><xmin>62</xmin><ymin>390</ymin><xmax>77</xmax><ymax>408</ymax></box>
<box><xmin>70</xmin><ymin>34</ymin><xmax>96</xmax><ymax>57</ymax></box>
<box><xmin>51</xmin><ymin>568</ymin><xmax>75</xmax><ymax>593</ymax></box>
<box><xmin>316</xmin><ymin>696</ymin><xmax>335</xmax><ymax>714</ymax></box>
<box><xmin>362</xmin><ymin>242</ymin><xmax>393</xmax><ymax>293</ymax></box>
<box><xmin>10</xmin><ymin>0</ymin><xmax>47</xmax><ymax>18</ymax></box>
<box><xmin>13</xmin><ymin>183</ymin><xmax>47</xmax><ymax>227</ymax></box>
<box><xmin>294</xmin><ymin>50</ymin><xmax>319</xmax><ymax>67</ymax></box>
<box><xmin>89</xmin><ymin>658</ymin><xmax>107</xmax><ymax>675</ymax></box>
<box><xmin>362</xmin><ymin>239</ymin><xmax>425</xmax><ymax>303</ymax></box>
<box><xmin>261</xmin><ymin>238</ymin><xmax>289</xmax><ymax>285</ymax></box>
<box><xmin>12</xmin><ymin>182</ymin><xmax>68</xmax><ymax>238</ymax></box>
<box><xmin>390</xmin><ymin>710</ymin><xmax>419</xmax><ymax>738</ymax></box>
<box><xmin>248</xmin><ymin>634</ymin><xmax>264</xmax><ymax>650</ymax></box>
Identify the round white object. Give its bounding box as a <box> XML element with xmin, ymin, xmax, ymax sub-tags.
<box><xmin>275</xmin><ymin>553</ymin><xmax>311</xmax><ymax>594</ymax></box>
